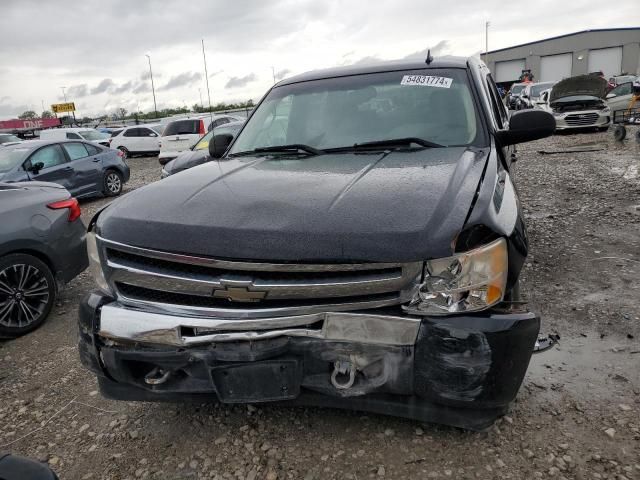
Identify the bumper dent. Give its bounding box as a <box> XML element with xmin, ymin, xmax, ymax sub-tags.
<box><xmin>79</xmin><ymin>293</ymin><xmax>539</xmax><ymax>430</ymax></box>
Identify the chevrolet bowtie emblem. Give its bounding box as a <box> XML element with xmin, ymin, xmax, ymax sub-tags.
<box><xmin>212</xmin><ymin>286</ymin><xmax>267</xmax><ymax>303</ymax></box>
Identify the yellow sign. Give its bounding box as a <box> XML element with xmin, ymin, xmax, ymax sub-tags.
<box><xmin>51</xmin><ymin>102</ymin><xmax>76</xmax><ymax>113</ymax></box>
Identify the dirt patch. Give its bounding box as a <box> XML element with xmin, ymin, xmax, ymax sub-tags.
<box><xmin>1</xmin><ymin>132</ymin><xmax>639</xmax><ymax>479</ymax></box>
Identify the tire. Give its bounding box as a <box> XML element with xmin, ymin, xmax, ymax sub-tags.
<box><xmin>103</xmin><ymin>169</ymin><xmax>123</xmax><ymax>196</ymax></box>
<box><xmin>613</xmin><ymin>125</ymin><xmax>626</xmax><ymax>141</ymax></box>
<box><xmin>0</xmin><ymin>254</ymin><xmax>56</xmax><ymax>339</ymax></box>
<box><xmin>118</xmin><ymin>146</ymin><xmax>129</xmax><ymax>160</ymax></box>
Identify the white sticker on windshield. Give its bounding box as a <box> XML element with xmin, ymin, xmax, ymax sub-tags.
<box><xmin>400</xmin><ymin>75</ymin><xmax>453</xmax><ymax>88</ymax></box>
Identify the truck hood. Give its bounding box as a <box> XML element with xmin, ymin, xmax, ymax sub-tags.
<box><xmin>550</xmin><ymin>75</ymin><xmax>608</xmax><ymax>103</ymax></box>
<box><xmin>97</xmin><ymin>148</ymin><xmax>489</xmax><ymax>262</ymax></box>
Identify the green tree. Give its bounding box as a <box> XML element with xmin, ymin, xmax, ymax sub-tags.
<box><xmin>117</xmin><ymin>107</ymin><xmax>128</xmax><ymax>120</ymax></box>
<box><xmin>18</xmin><ymin>110</ymin><xmax>37</xmax><ymax>119</ymax></box>
<box><xmin>41</xmin><ymin>110</ymin><xmax>54</xmax><ymax>118</ymax></box>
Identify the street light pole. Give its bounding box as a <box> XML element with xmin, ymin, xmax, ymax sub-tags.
<box><xmin>60</xmin><ymin>86</ymin><xmax>67</xmax><ymax>102</ymax></box>
<box><xmin>485</xmin><ymin>21</ymin><xmax>490</xmax><ymax>70</ymax></box>
<box><xmin>199</xmin><ymin>88</ymin><xmax>203</xmax><ymax>109</ymax></box>
<box><xmin>145</xmin><ymin>54</ymin><xmax>158</xmax><ymax>119</ymax></box>
<box><xmin>271</xmin><ymin>66</ymin><xmax>276</xmax><ymax>84</ymax></box>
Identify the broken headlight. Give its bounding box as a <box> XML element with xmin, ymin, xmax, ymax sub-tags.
<box><xmin>403</xmin><ymin>238</ymin><xmax>507</xmax><ymax>316</ymax></box>
<box><xmin>86</xmin><ymin>231</ymin><xmax>112</xmax><ymax>294</ymax></box>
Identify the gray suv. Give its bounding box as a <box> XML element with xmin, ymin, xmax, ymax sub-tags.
<box><xmin>80</xmin><ymin>56</ymin><xmax>555</xmax><ymax>430</ymax></box>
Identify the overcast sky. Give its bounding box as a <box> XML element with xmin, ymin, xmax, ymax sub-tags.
<box><xmin>0</xmin><ymin>0</ymin><xmax>636</xmax><ymax>119</ymax></box>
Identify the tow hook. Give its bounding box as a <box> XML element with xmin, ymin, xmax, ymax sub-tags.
<box><xmin>330</xmin><ymin>359</ymin><xmax>357</xmax><ymax>390</ymax></box>
<box><xmin>144</xmin><ymin>367</ymin><xmax>171</xmax><ymax>385</ymax></box>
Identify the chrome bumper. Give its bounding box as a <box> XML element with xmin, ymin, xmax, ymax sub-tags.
<box><xmin>98</xmin><ymin>303</ymin><xmax>421</xmax><ymax>347</ymax></box>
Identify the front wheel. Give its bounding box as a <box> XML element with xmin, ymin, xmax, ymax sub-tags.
<box><xmin>104</xmin><ymin>170</ymin><xmax>123</xmax><ymax>196</ymax></box>
<box><xmin>613</xmin><ymin>125</ymin><xmax>626</xmax><ymax>141</ymax></box>
<box><xmin>0</xmin><ymin>254</ymin><xmax>56</xmax><ymax>339</ymax></box>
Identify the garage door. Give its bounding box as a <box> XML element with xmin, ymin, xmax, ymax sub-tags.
<box><xmin>540</xmin><ymin>53</ymin><xmax>572</xmax><ymax>82</ymax></box>
<box><xmin>588</xmin><ymin>47</ymin><xmax>622</xmax><ymax>78</ymax></box>
<box><xmin>495</xmin><ymin>59</ymin><xmax>526</xmax><ymax>83</ymax></box>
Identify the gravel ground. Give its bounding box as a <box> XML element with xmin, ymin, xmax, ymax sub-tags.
<box><xmin>1</xmin><ymin>131</ymin><xmax>639</xmax><ymax>480</ymax></box>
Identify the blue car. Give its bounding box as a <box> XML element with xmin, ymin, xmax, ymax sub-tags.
<box><xmin>0</xmin><ymin>140</ymin><xmax>130</xmax><ymax>197</ymax></box>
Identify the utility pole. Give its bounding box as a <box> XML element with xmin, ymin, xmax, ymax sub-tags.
<box><xmin>271</xmin><ymin>66</ymin><xmax>276</xmax><ymax>84</ymax></box>
<box><xmin>41</xmin><ymin>99</ymin><xmax>45</xmax><ymax>115</ymax></box>
<box><xmin>202</xmin><ymin>39</ymin><xmax>213</xmax><ymax>125</ymax></box>
<box><xmin>485</xmin><ymin>21</ymin><xmax>490</xmax><ymax>69</ymax></box>
<box><xmin>198</xmin><ymin>88</ymin><xmax>203</xmax><ymax>110</ymax></box>
<box><xmin>145</xmin><ymin>54</ymin><xmax>158</xmax><ymax>118</ymax></box>
<box><xmin>60</xmin><ymin>86</ymin><xmax>67</xmax><ymax>102</ymax></box>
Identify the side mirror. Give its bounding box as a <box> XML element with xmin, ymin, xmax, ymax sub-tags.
<box><xmin>606</xmin><ymin>93</ymin><xmax>615</xmax><ymax>99</ymax></box>
<box><xmin>522</xmin><ymin>94</ymin><xmax>529</xmax><ymax>99</ymax></box>
<box><xmin>149</xmin><ymin>133</ymin><xmax>157</xmax><ymax>137</ymax></box>
<box><xmin>208</xmin><ymin>133</ymin><xmax>233</xmax><ymax>159</ymax></box>
<box><xmin>496</xmin><ymin>110</ymin><xmax>555</xmax><ymax>146</ymax></box>
<box><xmin>26</xmin><ymin>161</ymin><xmax>45</xmax><ymax>174</ymax></box>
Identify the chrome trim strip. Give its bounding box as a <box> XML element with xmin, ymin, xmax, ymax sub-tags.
<box><xmin>98</xmin><ymin>235</ymin><xmax>407</xmax><ymax>272</ymax></box>
<box><xmin>98</xmin><ymin>303</ymin><xmax>421</xmax><ymax>347</ymax></box>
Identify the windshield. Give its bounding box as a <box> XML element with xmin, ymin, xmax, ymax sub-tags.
<box><xmin>511</xmin><ymin>85</ymin><xmax>525</xmax><ymax>95</ymax></box>
<box><xmin>0</xmin><ymin>146</ymin><xmax>31</xmax><ymax>174</ymax></box>
<box><xmin>229</xmin><ymin>69</ymin><xmax>481</xmax><ymax>154</ymax></box>
<box><xmin>530</xmin><ymin>83</ymin><xmax>554</xmax><ymax>98</ymax></box>
<box><xmin>79</xmin><ymin>130</ymin><xmax>109</xmax><ymax>141</ymax></box>
<box><xmin>0</xmin><ymin>134</ymin><xmax>21</xmax><ymax>144</ymax></box>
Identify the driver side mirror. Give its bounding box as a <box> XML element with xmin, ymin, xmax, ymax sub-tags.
<box><xmin>496</xmin><ymin>110</ymin><xmax>555</xmax><ymax>146</ymax></box>
<box><xmin>208</xmin><ymin>133</ymin><xmax>233</xmax><ymax>159</ymax></box>
<box><xmin>606</xmin><ymin>93</ymin><xmax>615</xmax><ymax>99</ymax></box>
<box><xmin>25</xmin><ymin>161</ymin><xmax>45</xmax><ymax>174</ymax></box>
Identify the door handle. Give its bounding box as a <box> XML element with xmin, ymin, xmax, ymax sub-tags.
<box><xmin>63</xmin><ymin>167</ymin><xmax>73</xmax><ymax>171</ymax></box>
<box><xmin>92</xmin><ymin>158</ymin><xmax>101</xmax><ymax>162</ymax></box>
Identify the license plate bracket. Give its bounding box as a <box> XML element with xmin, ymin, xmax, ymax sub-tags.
<box><xmin>211</xmin><ymin>360</ymin><xmax>302</xmax><ymax>403</ymax></box>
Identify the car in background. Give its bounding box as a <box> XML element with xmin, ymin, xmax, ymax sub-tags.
<box><xmin>40</xmin><ymin>128</ymin><xmax>112</xmax><ymax>147</ymax></box>
<box><xmin>0</xmin><ymin>181</ymin><xmax>87</xmax><ymax>338</ymax></box>
<box><xmin>158</xmin><ymin>114</ymin><xmax>243</xmax><ymax>164</ymax></box>
<box><xmin>606</xmin><ymin>81</ymin><xmax>636</xmax><ymax>113</ymax></box>
<box><xmin>506</xmin><ymin>82</ymin><xmax>527</xmax><ymax>109</ymax></box>
<box><xmin>161</xmin><ymin>120</ymin><xmax>244</xmax><ymax>177</ymax></box>
<box><xmin>0</xmin><ymin>140</ymin><xmax>130</xmax><ymax>197</ymax></box>
<box><xmin>549</xmin><ymin>74</ymin><xmax>611</xmax><ymax>131</ymax></box>
<box><xmin>0</xmin><ymin>134</ymin><xmax>22</xmax><ymax>147</ymax></box>
<box><xmin>109</xmin><ymin>124</ymin><xmax>163</xmax><ymax>159</ymax></box>
<box><xmin>518</xmin><ymin>81</ymin><xmax>556</xmax><ymax>109</ymax></box>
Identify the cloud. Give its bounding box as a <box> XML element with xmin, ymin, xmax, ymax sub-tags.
<box><xmin>209</xmin><ymin>69</ymin><xmax>223</xmax><ymax>78</ymax></box>
<box><xmin>112</xmin><ymin>80</ymin><xmax>134</xmax><ymax>94</ymax></box>
<box><xmin>65</xmin><ymin>84</ymin><xmax>89</xmax><ymax>98</ymax></box>
<box><xmin>402</xmin><ymin>41</ymin><xmax>450</xmax><ymax>60</ymax></box>
<box><xmin>132</xmin><ymin>82</ymin><xmax>151</xmax><ymax>94</ymax></box>
<box><xmin>0</xmin><ymin>96</ymin><xmax>10</xmax><ymax>103</ymax></box>
<box><xmin>225</xmin><ymin>73</ymin><xmax>257</xmax><ymax>89</ymax></box>
<box><xmin>274</xmin><ymin>69</ymin><xmax>291</xmax><ymax>81</ymax></box>
<box><xmin>90</xmin><ymin>78</ymin><xmax>115</xmax><ymax>95</ymax></box>
<box><xmin>159</xmin><ymin>72</ymin><xmax>202</xmax><ymax>91</ymax></box>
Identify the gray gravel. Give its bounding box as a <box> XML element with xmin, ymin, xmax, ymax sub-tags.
<box><xmin>0</xmin><ymin>131</ymin><xmax>639</xmax><ymax>479</ymax></box>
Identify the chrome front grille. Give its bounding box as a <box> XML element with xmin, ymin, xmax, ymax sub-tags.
<box><xmin>98</xmin><ymin>237</ymin><xmax>422</xmax><ymax>318</ymax></box>
<box><xmin>564</xmin><ymin>112</ymin><xmax>599</xmax><ymax>126</ymax></box>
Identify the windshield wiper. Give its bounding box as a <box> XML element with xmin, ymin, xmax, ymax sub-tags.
<box><xmin>230</xmin><ymin>144</ymin><xmax>323</xmax><ymax>157</ymax></box>
<box><xmin>326</xmin><ymin>137</ymin><xmax>444</xmax><ymax>152</ymax></box>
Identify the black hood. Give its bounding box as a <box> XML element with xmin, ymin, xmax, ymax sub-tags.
<box><xmin>550</xmin><ymin>75</ymin><xmax>608</xmax><ymax>103</ymax></box>
<box><xmin>98</xmin><ymin>148</ymin><xmax>488</xmax><ymax>262</ymax></box>
<box><xmin>165</xmin><ymin>149</ymin><xmax>209</xmax><ymax>174</ymax></box>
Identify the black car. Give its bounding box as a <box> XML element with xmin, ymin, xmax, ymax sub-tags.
<box><xmin>0</xmin><ymin>140</ymin><xmax>130</xmax><ymax>197</ymax></box>
<box><xmin>161</xmin><ymin>120</ymin><xmax>244</xmax><ymax>178</ymax></box>
<box><xmin>80</xmin><ymin>56</ymin><xmax>555</xmax><ymax>430</ymax></box>
<box><xmin>0</xmin><ymin>182</ymin><xmax>87</xmax><ymax>338</ymax></box>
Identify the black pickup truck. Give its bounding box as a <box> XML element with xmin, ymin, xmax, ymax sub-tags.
<box><xmin>79</xmin><ymin>56</ymin><xmax>555</xmax><ymax>430</ymax></box>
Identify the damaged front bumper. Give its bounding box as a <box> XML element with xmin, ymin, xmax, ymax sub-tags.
<box><xmin>79</xmin><ymin>293</ymin><xmax>539</xmax><ymax>430</ymax></box>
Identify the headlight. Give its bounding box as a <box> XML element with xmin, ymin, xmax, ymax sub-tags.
<box><xmin>553</xmin><ymin>112</ymin><xmax>564</xmax><ymax>117</ymax></box>
<box><xmin>86</xmin><ymin>231</ymin><xmax>112</xmax><ymax>294</ymax></box>
<box><xmin>601</xmin><ymin>106</ymin><xmax>610</xmax><ymax>113</ymax></box>
<box><xmin>161</xmin><ymin>168</ymin><xmax>169</xmax><ymax>179</ymax></box>
<box><xmin>403</xmin><ymin>238</ymin><xmax>508</xmax><ymax>316</ymax></box>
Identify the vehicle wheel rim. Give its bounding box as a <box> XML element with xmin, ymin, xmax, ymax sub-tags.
<box><xmin>107</xmin><ymin>173</ymin><xmax>121</xmax><ymax>193</ymax></box>
<box><xmin>0</xmin><ymin>264</ymin><xmax>50</xmax><ymax>328</ymax></box>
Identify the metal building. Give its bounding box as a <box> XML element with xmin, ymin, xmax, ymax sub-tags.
<box><xmin>482</xmin><ymin>28</ymin><xmax>640</xmax><ymax>85</ymax></box>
